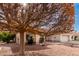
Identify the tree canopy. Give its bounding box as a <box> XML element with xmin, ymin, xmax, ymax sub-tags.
<box><xmin>0</xmin><ymin>3</ymin><xmax>75</xmax><ymax>55</ymax></box>
<box><xmin>0</xmin><ymin>3</ymin><xmax>74</xmax><ymax>36</ymax></box>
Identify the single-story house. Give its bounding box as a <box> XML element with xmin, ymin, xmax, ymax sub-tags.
<box><xmin>15</xmin><ymin>32</ymin><xmax>45</xmax><ymax>44</ymax></box>
<box><xmin>15</xmin><ymin>31</ymin><xmax>79</xmax><ymax>44</ymax></box>
<box><xmin>46</xmin><ymin>32</ymin><xmax>79</xmax><ymax>42</ymax></box>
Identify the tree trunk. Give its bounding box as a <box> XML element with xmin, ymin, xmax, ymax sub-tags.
<box><xmin>19</xmin><ymin>31</ymin><xmax>25</xmax><ymax>56</ymax></box>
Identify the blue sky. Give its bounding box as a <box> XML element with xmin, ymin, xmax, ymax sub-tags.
<box><xmin>74</xmin><ymin>3</ymin><xmax>79</xmax><ymax>32</ymax></box>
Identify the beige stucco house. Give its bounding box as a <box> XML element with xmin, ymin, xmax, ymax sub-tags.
<box><xmin>46</xmin><ymin>32</ymin><xmax>79</xmax><ymax>42</ymax></box>
<box><xmin>15</xmin><ymin>31</ymin><xmax>79</xmax><ymax>44</ymax></box>
<box><xmin>16</xmin><ymin>32</ymin><xmax>43</xmax><ymax>44</ymax></box>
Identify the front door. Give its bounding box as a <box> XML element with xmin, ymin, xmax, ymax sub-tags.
<box><xmin>26</xmin><ymin>34</ymin><xmax>34</xmax><ymax>45</ymax></box>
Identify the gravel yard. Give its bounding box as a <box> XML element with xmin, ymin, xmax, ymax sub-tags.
<box><xmin>0</xmin><ymin>42</ymin><xmax>79</xmax><ymax>56</ymax></box>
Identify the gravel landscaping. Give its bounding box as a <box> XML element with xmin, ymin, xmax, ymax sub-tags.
<box><xmin>1</xmin><ymin>42</ymin><xmax>79</xmax><ymax>56</ymax></box>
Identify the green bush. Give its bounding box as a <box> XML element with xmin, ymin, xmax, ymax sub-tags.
<box><xmin>0</xmin><ymin>34</ymin><xmax>2</xmax><ymax>41</ymax></box>
<box><xmin>0</xmin><ymin>32</ymin><xmax>15</xmax><ymax>43</ymax></box>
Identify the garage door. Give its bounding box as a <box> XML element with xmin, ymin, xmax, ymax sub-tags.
<box><xmin>61</xmin><ymin>35</ymin><xmax>69</xmax><ymax>42</ymax></box>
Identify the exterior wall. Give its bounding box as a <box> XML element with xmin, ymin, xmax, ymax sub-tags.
<box><xmin>16</xmin><ymin>32</ymin><xmax>40</xmax><ymax>44</ymax></box>
<box><xmin>46</xmin><ymin>34</ymin><xmax>74</xmax><ymax>42</ymax></box>
<box><xmin>60</xmin><ymin>34</ymin><xmax>73</xmax><ymax>42</ymax></box>
<box><xmin>46</xmin><ymin>35</ymin><xmax>61</xmax><ymax>42</ymax></box>
<box><xmin>35</xmin><ymin>34</ymin><xmax>40</xmax><ymax>44</ymax></box>
<box><xmin>60</xmin><ymin>35</ymin><xmax>70</xmax><ymax>42</ymax></box>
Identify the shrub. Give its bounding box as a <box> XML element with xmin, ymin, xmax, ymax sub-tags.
<box><xmin>0</xmin><ymin>32</ymin><xmax>15</xmax><ymax>43</ymax></box>
<box><xmin>0</xmin><ymin>33</ymin><xmax>2</xmax><ymax>41</ymax></box>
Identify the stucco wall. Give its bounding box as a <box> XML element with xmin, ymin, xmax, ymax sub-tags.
<box><xmin>60</xmin><ymin>34</ymin><xmax>73</xmax><ymax>42</ymax></box>
<box><xmin>60</xmin><ymin>35</ymin><xmax>69</xmax><ymax>42</ymax></box>
<box><xmin>16</xmin><ymin>32</ymin><xmax>40</xmax><ymax>44</ymax></box>
<box><xmin>46</xmin><ymin>35</ymin><xmax>61</xmax><ymax>42</ymax></box>
<box><xmin>35</xmin><ymin>34</ymin><xmax>40</xmax><ymax>44</ymax></box>
<box><xmin>46</xmin><ymin>34</ymin><xmax>74</xmax><ymax>42</ymax></box>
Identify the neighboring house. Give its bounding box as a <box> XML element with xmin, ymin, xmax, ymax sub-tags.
<box><xmin>46</xmin><ymin>32</ymin><xmax>79</xmax><ymax>42</ymax></box>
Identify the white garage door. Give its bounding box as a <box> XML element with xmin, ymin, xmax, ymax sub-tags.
<box><xmin>61</xmin><ymin>35</ymin><xmax>69</xmax><ymax>42</ymax></box>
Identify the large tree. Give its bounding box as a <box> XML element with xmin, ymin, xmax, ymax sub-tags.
<box><xmin>0</xmin><ymin>3</ymin><xmax>74</xmax><ymax>55</ymax></box>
